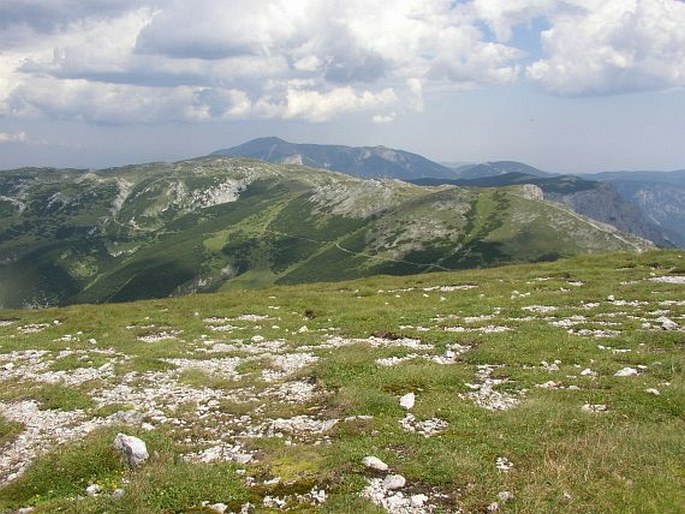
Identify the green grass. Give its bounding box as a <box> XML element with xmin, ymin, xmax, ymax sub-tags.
<box><xmin>0</xmin><ymin>250</ymin><xmax>683</xmax><ymax>512</ymax></box>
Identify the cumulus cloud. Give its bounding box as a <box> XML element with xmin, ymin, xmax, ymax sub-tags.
<box><xmin>0</xmin><ymin>0</ymin><xmax>683</xmax><ymax>125</ymax></box>
<box><xmin>472</xmin><ymin>0</ymin><xmax>556</xmax><ymax>42</ymax></box>
<box><xmin>527</xmin><ymin>0</ymin><xmax>685</xmax><ymax>95</ymax></box>
<box><xmin>372</xmin><ymin>112</ymin><xmax>396</xmax><ymax>124</ymax></box>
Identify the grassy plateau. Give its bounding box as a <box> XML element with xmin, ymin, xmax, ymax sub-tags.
<box><xmin>0</xmin><ymin>250</ymin><xmax>683</xmax><ymax>513</ymax></box>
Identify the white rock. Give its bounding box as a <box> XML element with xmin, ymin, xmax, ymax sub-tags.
<box><xmin>208</xmin><ymin>503</ymin><xmax>228</xmax><ymax>513</ymax></box>
<box><xmin>112</xmin><ymin>488</ymin><xmax>125</xmax><ymax>499</ymax></box>
<box><xmin>410</xmin><ymin>494</ymin><xmax>428</xmax><ymax>507</ymax></box>
<box><xmin>399</xmin><ymin>392</ymin><xmax>415</xmax><ymax>410</ymax></box>
<box><xmin>498</xmin><ymin>491</ymin><xmax>514</xmax><ymax>502</ymax></box>
<box><xmin>580</xmin><ymin>368</ymin><xmax>595</xmax><ymax>377</ymax></box>
<box><xmin>607</xmin><ymin>295</ymin><xmax>615</xmax><ymax>301</ymax></box>
<box><xmin>495</xmin><ymin>456</ymin><xmax>514</xmax><ymax>472</ymax></box>
<box><xmin>18</xmin><ymin>507</ymin><xmax>36</xmax><ymax>513</ymax></box>
<box><xmin>656</xmin><ymin>316</ymin><xmax>678</xmax><ymax>331</ymax></box>
<box><xmin>362</xmin><ymin>456</ymin><xmax>389</xmax><ymax>471</ymax></box>
<box><xmin>86</xmin><ymin>484</ymin><xmax>101</xmax><ymax>496</ymax></box>
<box><xmin>382</xmin><ymin>474</ymin><xmax>406</xmax><ymax>490</ymax></box>
<box><xmin>645</xmin><ymin>388</ymin><xmax>660</xmax><ymax>395</ymax></box>
<box><xmin>113</xmin><ymin>433</ymin><xmax>149</xmax><ymax>468</ymax></box>
<box><xmin>582</xmin><ymin>404</ymin><xmax>607</xmax><ymax>413</ymax></box>
<box><xmin>614</xmin><ymin>367</ymin><xmax>639</xmax><ymax>377</ymax></box>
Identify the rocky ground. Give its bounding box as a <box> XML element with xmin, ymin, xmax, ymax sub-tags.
<box><xmin>0</xmin><ymin>251</ymin><xmax>683</xmax><ymax>513</ymax></box>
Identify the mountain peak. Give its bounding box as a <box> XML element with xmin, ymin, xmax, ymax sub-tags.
<box><xmin>211</xmin><ymin>138</ymin><xmax>457</xmax><ymax>180</ymax></box>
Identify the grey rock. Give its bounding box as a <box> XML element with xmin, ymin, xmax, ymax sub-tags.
<box><xmin>112</xmin><ymin>488</ymin><xmax>126</xmax><ymax>499</ymax></box>
<box><xmin>498</xmin><ymin>490</ymin><xmax>514</xmax><ymax>502</ymax></box>
<box><xmin>614</xmin><ymin>367</ymin><xmax>639</xmax><ymax>377</ymax></box>
<box><xmin>656</xmin><ymin>316</ymin><xmax>678</xmax><ymax>331</ymax></box>
<box><xmin>382</xmin><ymin>474</ymin><xmax>406</xmax><ymax>490</ymax></box>
<box><xmin>362</xmin><ymin>456</ymin><xmax>389</xmax><ymax>471</ymax></box>
<box><xmin>113</xmin><ymin>433</ymin><xmax>149</xmax><ymax>468</ymax></box>
<box><xmin>85</xmin><ymin>484</ymin><xmax>101</xmax><ymax>496</ymax></box>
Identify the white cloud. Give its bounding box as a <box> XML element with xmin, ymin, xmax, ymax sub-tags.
<box><xmin>0</xmin><ymin>131</ymin><xmax>29</xmax><ymax>144</ymax></box>
<box><xmin>527</xmin><ymin>0</ymin><xmax>685</xmax><ymax>95</ymax></box>
<box><xmin>472</xmin><ymin>0</ymin><xmax>556</xmax><ymax>42</ymax></box>
<box><xmin>0</xmin><ymin>0</ymin><xmax>523</xmax><ymax>124</ymax></box>
<box><xmin>372</xmin><ymin>112</ymin><xmax>396</xmax><ymax>124</ymax></box>
<box><xmin>0</xmin><ymin>0</ymin><xmax>683</xmax><ymax>126</ymax></box>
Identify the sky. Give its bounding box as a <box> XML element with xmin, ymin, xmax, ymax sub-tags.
<box><xmin>1</xmin><ymin>0</ymin><xmax>684</xmax><ymax>173</ymax></box>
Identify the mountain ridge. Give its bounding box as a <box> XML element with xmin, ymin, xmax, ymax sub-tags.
<box><xmin>0</xmin><ymin>156</ymin><xmax>652</xmax><ymax>309</ymax></box>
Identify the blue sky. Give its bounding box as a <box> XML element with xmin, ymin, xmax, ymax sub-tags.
<box><xmin>1</xmin><ymin>0</ymin><xmax>684</xmax><ymax>172</ymax></box>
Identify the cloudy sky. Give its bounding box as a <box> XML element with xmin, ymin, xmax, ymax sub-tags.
<box><xmin>1</xmin><ymin>0</ymin><xmax>684</xmax><ymax>172</ymax></box>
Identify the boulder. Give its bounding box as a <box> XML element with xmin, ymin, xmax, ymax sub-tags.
<box><xmin>399</xmin><ymin>392</ymin><xmax>415</xmax><ymax>410</ymax></box>
<box><xmin>113</xmin><ymin>433</ymin><xmax>149</xmax><ymax>468</ymax></box>
<box><xmin>362</xmin><ymin>456</ymin><xmax>389</xmax><ymax>471</ymax></box>
<box><xmin>382</xmin><ymin>474</ymin><xmax>406</xmax><ymax>490</ymax></box>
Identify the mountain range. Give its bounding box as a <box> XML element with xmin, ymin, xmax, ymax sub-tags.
<box><xmin>219</xmin><ymin>138</ymin><xmax>684</xmax><ymax>247</ymax></box>
<box><xmin>212</xmin><ymin>137</ymin><xmax>457</xmax><ymax>179</ymax></box>
<box><xmin>0</xmin><ymin>156</ymin><xmax>651</xmax><ymax>309</ymax></box>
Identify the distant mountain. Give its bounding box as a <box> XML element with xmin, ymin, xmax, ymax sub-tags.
<box><xmin>412</xmin><ymin>173</ymin><xmax>673</xmax><ymax>247</ymax></box>
<box><xmin>581</xmin><ymin>170</ymin><xmax>685</xmax><ymax>247</ymax></box>
<box><xmin>0</xmin><ymin>157</ymin><xmax>652</xmax><ymax>309</ymax></box>
<box><xmin>452</xmin><ymin>161</ymin><xmax>555</xmax><ymax>179</ymax></box>
<box><xmin>211</xmin><ymin>137</ymin><xmax>457</xmax><ymax>180</ymax></box>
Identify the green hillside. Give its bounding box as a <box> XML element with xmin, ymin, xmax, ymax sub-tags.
<box><xmin>0</xmin><ymin>157</ymin><xmax>652</xmax><ymax>309</ymax></box>
<box><xmin>0</xmin><ymin>250</ymin><xmax>682</xmax><ymax>512</ymax></box>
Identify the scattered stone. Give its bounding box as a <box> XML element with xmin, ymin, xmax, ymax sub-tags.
<box><xmin>495</xmin><ymin>456</ymin><xmax>514</xmax><ymax>472</ymax></box>
<box><xmin>86</xmin><ymin>484</ymin><xmax>101</xmax><ymax>496</ymax></box>
<box><xmin>649</xmin><ymin>276</ymin><xmax>685</xmax><ymax>284</ymax></box>
<box><xmin>113</xmin><ymin>433</ymin><xmax>149</xmax><ymax>468</ymax></box>
<box><xmin>614</xmin><ymin>367</ymin><xmax>639</xmax><ymax>377</ymax></box>
<box><xmin>207</xmin><ymin>503</ymin><xmax>228</xmax><ymax>513</ymax></box>
<box><xmin>382</xmin><ymin>474</ymin><xmax>406</xmax><ymax>490</ymax></box>
<box><xmin>580</xmin><ymin>368</ymin><xmax>596</xmax><ymax>377</ymax></box>
<box><xmin>656</xmin><ymin>316</ymin><xmax>678</xmax><ymax>331</ymax></box>
<box><xmin>461</xmin><ymin>365</ymin><xmax>522</xmax><ymax>411</ymax></box>
<box><xmin>582</xmin><ymin>404</ymin><xmax>608</xmax><ymax>413</ymax></box>
<box><xmin>363</xmin><ymin>478</ymin><xmax>437</xmax><ymax>514</ymax></box>
<box><xmin>362</xmin><ymin>456</ymin><xmax>389</xmax><ymax>472</ymax></box>
<box><xmin>522</xmin><ymin>305</ymin><xmax>558</xmax><ymax>313</ymax></box>
<box><xmin>645</xmin><ymin>388</ymin><xmax>660</xmax><ymax>395</ymax></box>
<box><xmin>399</xmin><ymin>414</ymin><xmax>448</xmax><ymax>437</ymax></box>
<box><xmin>399</xmin><ymin>392</ymin><xmax>415</xmax><ymax>410</ymax></box>
<box><xmin>498</xmin><ymin>491</ymin><xmax>514</xmax><ymax>502</ymax></box>
<box><xmin>541</xmin><ymin>360</ymin><xmax>560</xmax><ymax>372</ymax></box>
<box><xmin>17</xmin><ymin>508</ymin><xmax>35</xmax><ymax>514</ymax></box>
<box><xmin>112</xmin><ymin>488</ymin><xmax>125</xmax><ymax>499</ymax></box>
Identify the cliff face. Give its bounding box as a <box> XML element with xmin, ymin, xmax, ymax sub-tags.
<box><xmin>546</xmin><ymin>182</ymin><xmax>672</xmax><ymax>248</ymax></box>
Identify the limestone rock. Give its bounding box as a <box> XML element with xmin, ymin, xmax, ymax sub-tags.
<box><xmin>399</xmin><ymin>392</ymin><xmax>415</xmax><ymax>410</ymax></box>
<box><xmin>362</xmin><ymin>456</ymin><xmax>389</xmax><ymax>471</ymax></box>
<box><xmin>113</xmin><ymin>433</ymin><xmax>149</xmax><ymax>468</ymax></box>
<box><xmin>614</xmin><ymin>367</ymin><xmax>638</xmax><ymax>377</ymax></box>
<box><xmin>382</xmin><ymin>474</ymin><xmax>406</xmax><ymax>490</ymax></box>
<box><xmin>656</xmin><ymin>316</ymin><xmax>678</xmax><ymax>331</ymax></box>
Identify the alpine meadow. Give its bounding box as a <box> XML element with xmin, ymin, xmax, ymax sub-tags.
<box><xmin>1</xmin><ymin>1</ymin><xmax>685</xmax><ymax>513</ymax></box>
